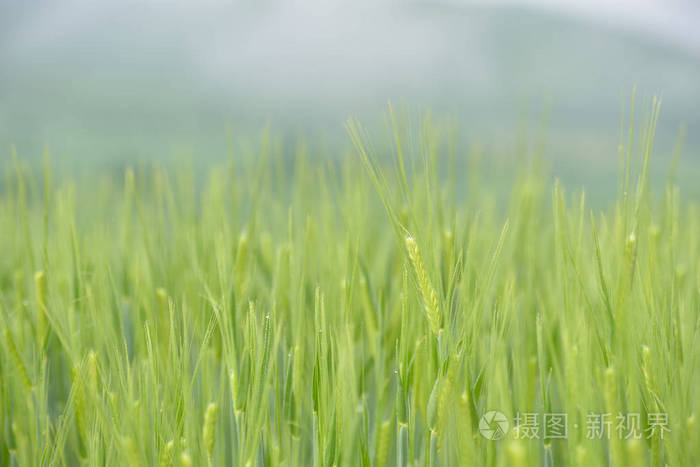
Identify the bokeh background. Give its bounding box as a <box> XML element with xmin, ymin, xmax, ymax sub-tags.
<box><xmin>2</xmin><ymin>0</ymin><xmax>699</xmax><ymax>196</ymax></box>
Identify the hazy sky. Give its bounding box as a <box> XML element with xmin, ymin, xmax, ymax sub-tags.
<box><xmin>3</xmin><ymin>0</ymin><xmax>699</xmax><ymax>65</ymax></box>
<box><xmin>4</xmin><ymin>1</ymin><xmax>700</xmax><ymax>45</ymax></box>
<box><xmin>479</xmin><ymin>0</ymin><xmax>700</xmax><ymax>52</ymax></box>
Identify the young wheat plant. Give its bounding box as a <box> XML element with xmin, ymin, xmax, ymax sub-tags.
<box><xmin>0</xmin><ymin>102</ymin><xmax>698</xmax><ymax>466</ymax></box>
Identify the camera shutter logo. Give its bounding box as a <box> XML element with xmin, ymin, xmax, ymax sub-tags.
<box><xmin>479</xmin><ymin>411</ymin><xmax>509</xmax><ymax>440</ymax></box>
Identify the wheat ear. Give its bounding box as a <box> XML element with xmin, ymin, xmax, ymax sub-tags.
<box><xmin>405</xmin><ymin>236</ymin><xmax>440</xmax><ymax>336</ymax></box>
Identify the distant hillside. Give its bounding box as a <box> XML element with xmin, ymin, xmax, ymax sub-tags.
<box><xmin>1</xmin><ymin>1</ymin><xmax>698</xmax><ymax>195</ymax></box>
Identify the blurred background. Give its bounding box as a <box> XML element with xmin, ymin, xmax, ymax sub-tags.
<box><xmin>1</xmin><ymin>0</ymin><xmax>699</xmax><ymax>195</ymax></box>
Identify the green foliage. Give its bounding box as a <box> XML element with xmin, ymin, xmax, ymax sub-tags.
<box><xmin>0</xmin><ymin>103</ymin><xmax>698</xmax><ymax>466</ymax></box>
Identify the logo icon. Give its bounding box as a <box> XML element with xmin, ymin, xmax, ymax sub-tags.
<box><xmin>479</xmin><ymin>411</ymin><xmax>509</xmax><ymax>440</ymax></box>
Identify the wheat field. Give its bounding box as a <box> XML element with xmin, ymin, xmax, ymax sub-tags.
<box><xmin>1</xmin><ymin>102</ymin><xmax>698</xmax><ymax>466</ymax></box>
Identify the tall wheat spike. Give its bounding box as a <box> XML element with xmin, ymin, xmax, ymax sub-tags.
<box><xmin>405</xmin><ymin>236</ymin><xmax>441</xmax><ymax>336</ymax></box>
